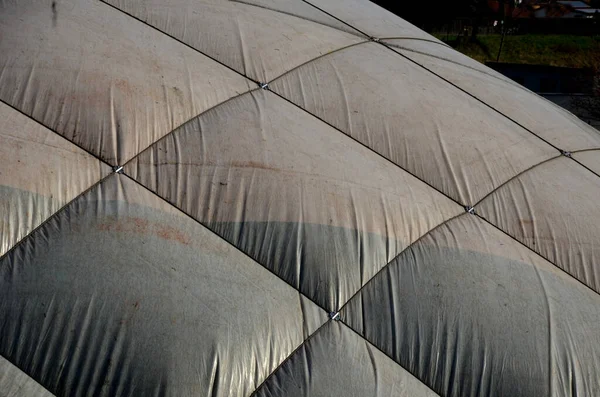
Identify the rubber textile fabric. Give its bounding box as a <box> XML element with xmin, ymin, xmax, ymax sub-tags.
<box><xmin>1</xmin><ymin>0</ymin><xmax>600</xmax><ymax>396</ymax></box>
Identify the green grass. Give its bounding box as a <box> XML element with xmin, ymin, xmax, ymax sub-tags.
<box><xmin>433</xmin><ymin>34</ymin><xmax>600</xmax><ymax>70</ymax></box>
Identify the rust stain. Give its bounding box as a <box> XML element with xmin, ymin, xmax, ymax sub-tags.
<box><xmin>155</xmin><ymin>224</ymin><xmax>192</xmax><ymax>245</ymax></box>
<box><xmin>519</xmin><ymin>219</ymin><xmax>535</xmax><ymax>235</ymax></box>
<box><xmin>120</xmin><ymin>300</ymin><xmax>141</xmax><ymax>325</ymax></box>
<box><xmin>97</xmin><ymin>216</ymin><xmax>191</xmax><ymax>245</ymax></box>
<box><xmin>114</xmin><ymin>78</ymin><xmax>136</xmax><ymax>96</ymax></box>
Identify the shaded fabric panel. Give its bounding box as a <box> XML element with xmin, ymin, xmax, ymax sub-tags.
<box><xmin>270</xmin><ymin>42</ymin><xmax>557</xmax><ymax>205</ymax></box>
<box><xmin>0</xmin><ymin>355</ymin><xmax>55</xmax><ymax>397</ymax></box>
<box><xmin>0</xmin><ymin>174</ymin><xmax>327</xmax><ymax>397</ymax></box>
<box><xmin>103</xmin><ymin>0</ymin><xmax>364</xmax><ymax>83</ymax></box>
<box><xmin>573</xmin><ymin>150</ymin><xmax>600</xmax><ymax>175</ymax></box>
<box><xmin>0</xmin><ymin>102</ymin><xmax>110</xmax><ymax>256</ymax></box>
<box><xmin>0</xmin><ymin>0</ymin><xmax>253</xmax><ymax>165</ymax></box>
<box><xmin>540</xmin><ymin>258</ymin><xmax>600</xmax><ymax>396</ymax></box>
<box><xmin>255</xmin><ymin>321</ymin><xmax>439</xmax><ymax>397</ymax></box>
<box><xmin>478</xmin><ymin>157</ymin><xmax>600</xmax><ymax>293</ymax></box>
<box><xmin>342</xmin><ymin>214</ymin><xmax>600</xmax><ymax>397</ymax></box>
<box><xmin>204</xmin><ymin>221</ymin><xmax>405</xmax><ymax>310</ymax></box>
<box><xmin>396</xmin><ymin>47</ymin><xmax>600</xmax><ymax>152</ymax></box>
<box><xmin>126</xmin><ymin>89</ymin><xmax>462</xmax><ymax>312</ymax></box>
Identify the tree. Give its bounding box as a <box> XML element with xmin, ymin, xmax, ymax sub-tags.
<box><xmin>470</xmin><ymin>0</ymin><xmax>491</xmax><ymax>41</ymax></box>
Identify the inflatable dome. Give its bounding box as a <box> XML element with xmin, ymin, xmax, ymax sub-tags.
<box><xmin>1</xmin><ymin>0</ymin><xmax>600</xmax><ymax>395</ymax></box>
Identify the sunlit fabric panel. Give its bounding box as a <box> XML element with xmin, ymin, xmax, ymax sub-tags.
<box><xmin>0</xmin><ymin>355</ymin><xmax>55</xmax><ymax>397</ymax></box>
<box><xmin>395</xmin><ymin>45</ymin><xmax>600</xmax><ymax>152</ymax></box>
<box><xmin>0</xmin><ymin>0</ymin><xmax>254</xmax><ymax>165</ymax></box>
<box><xmin>270</xmin><ymin>42</ymin><xmax>557</xmax><ymax>205</ymax></box>
<box><xmin>306</xmin><ymin>0</ymin><xmax>442</xmax><ymax>41</ymax></box>
<box><xmin>478</xmin><ymin>156</ymin><xmax>600</xmax><ymax>293</ymax></box>
<box><xmin>126</xmin><ymin>89</ymin><xmax>462</xmax><ymax>311</ymax></box>
<box><xmin>226</xmin><ymin>0</ymin><xmax>364</xmax><ymax>35</ymax></box>
<box><xmin>573</xmin><ymin>150</ymin><xmax>600</xmax><ymax>175</ymax></box>
<box><xmin>102</xmin><ymin>0</ymin><xmax>365</xmax><ymax>83</ymax></box>
<box><xmin>382</xmin><ymin>38</ymin><xmax>520</xmax><ymax>84</ymax></box>
<box><xmin>0</xmin><ymin>102</ymin><xmax>110</xmax><ymax>256</ymax></box>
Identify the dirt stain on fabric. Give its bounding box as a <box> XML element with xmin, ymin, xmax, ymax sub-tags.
<box><xmin>51</xmin><ymin>1</ymin><xmax>57</xmax><ymax>27</ymax></box>
<box><xmin>97</xmin><ymin>216</ymin><xmax>191</xmax><ymax>245</ymax></box>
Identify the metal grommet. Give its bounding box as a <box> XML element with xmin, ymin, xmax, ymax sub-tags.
<box><xmin>113</xmin><ymin>166</ymin><xmax>124</xmax><ymax>174</ymax></box>
<box><xmin>465</xmin><ymin>206</ymin><xmax>475</xmax><ymax>215</ymax></box>
<box><xmin>329</xmin><ymin>312</ymin><xmax>340</xmax><ymax>321</ymax></box>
